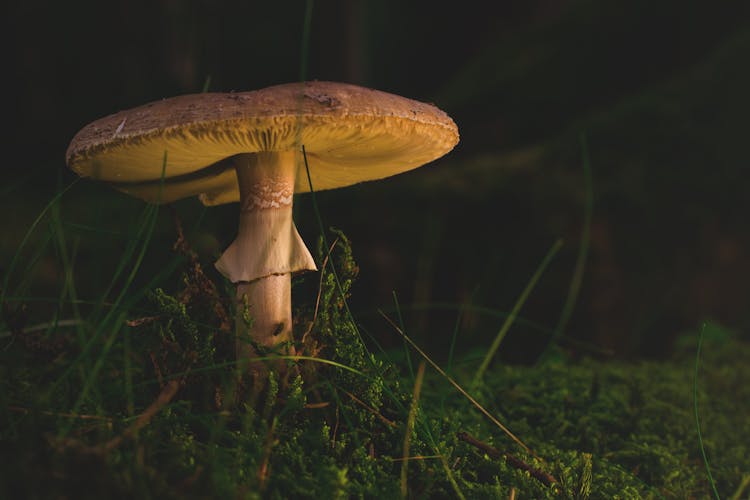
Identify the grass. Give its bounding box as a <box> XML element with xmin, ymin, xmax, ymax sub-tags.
<box><xmin>693</xmin><ymin>323</ymin><xmax>720</xmax><ymax>500</ymax></box>
<box><xmin>1</xmin><ymin>171</ymin><xmax>749</xmax><ymax>497</ymax></box>
<box><xmin>540</xmin><ymin>133</ymin><xmax>593</xmax><ymax>363</ymax></box>
<box><xmin>471</xmin><ymin>237</ymin><xmax>563</xmax><ymax>388</ymax></box>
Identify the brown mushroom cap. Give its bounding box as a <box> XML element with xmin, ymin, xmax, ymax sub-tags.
<box><xmin>66</xmin><ymin>81</ymin><xmax>459</xmax><ymax>205</ymax></box>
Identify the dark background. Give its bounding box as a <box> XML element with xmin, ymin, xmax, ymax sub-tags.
<box><xmin>4</xmin><ymin>0</ymin><xmax>750</xmax><ymax>360</ymax></box>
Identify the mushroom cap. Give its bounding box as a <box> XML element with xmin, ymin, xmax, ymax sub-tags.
<box><xmin>66</xmin><ymin>81</ymin><xmax>459</xmax><ymax>205</ymax></box>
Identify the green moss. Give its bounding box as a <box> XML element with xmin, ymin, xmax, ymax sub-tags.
<box><xmin>1</xmin><ymin>230</ymin><xmax>748</xmax><ymax>498</ymax></box>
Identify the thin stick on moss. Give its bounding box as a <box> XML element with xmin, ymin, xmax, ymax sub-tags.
<box><xmin>52</xmin><ymin>379</ymin><xmax>181</xmax><ymax>455</ymax></box>
<box><xmin>401</xmin><ymin>361</ymin><xmax>426</xmax><ymax>499</ymax></box>
<box><xmin>0</xmin><ymin>318</ymin><xmax>85</xmax><ymax>337</ymax></box>
<box><xmin>379</xmin><ymin>310</ymin><xmax>535</xmax><ymax>458</ymax></box>
<box><xmin>341</xmin><ymin>388</ymin><xmax>396</xmax><ymax>428</ymax></box>
<box><xmin>8</xmin><ymin>406</ymin><xmax>113</xmax><ymax>422</ymax></box>
<box><xmin>303</xmin><ymin>401</ymin><xmax>330</xmax><ymax>409</ymax></box>
<box><xmin>125</xmin><ymin>315</ymin><xmax>161</xmax><ymax>327</ymax></box>
<box><xmin>456</xmin><ymin>431</ymin><xmax>557</xmax><ymax>488</ymax></box>
<box><xmin>389</xmin><ymin>455</ymin><xmax>442</xmax><ymax>462</ymax></box>
<box><xmin>104</xmin><ymin>379</ymin><xmax>181</xmax><ymax>451</ymax></box>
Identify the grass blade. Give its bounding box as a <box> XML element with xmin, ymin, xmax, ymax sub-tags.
<box><xmin>472</xmin><ymin>238</ymin><xmax>562</xmax><ymax>388</ymax></box>
<box><xmin>401</xmin><ymin>361</ymin><xmax>426</xmax><ymax>498</ymax></box>
<box><xmin>1</xmin><ymin>179</ymin><xmax>79</xmax><ymax>309</ymax></box>
<box><xmin>694</xmin><ymin>322</ymin><xmax>720</xmax><ymax>499</ymax></box>
<box><xmin>540</xmin><ymin>133</ymin><xmax>593</xmax><ymax>361</ymax></box>
<box><xmin>392</xmin><ymin>291</ymin><xmax>414</xmax><ymax>380</ymax></box>
<box><xmin>301</xmin><ymin>146</ymin><xmax>370</xmax><ymax>354</ymax></box>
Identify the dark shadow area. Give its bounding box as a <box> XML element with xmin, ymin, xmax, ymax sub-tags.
<box><xmin>4</xmin><ymin>0</ymin><xmax>750</xmax><ymax>360</ymax></box>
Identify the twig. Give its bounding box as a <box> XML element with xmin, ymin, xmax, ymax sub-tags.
<box><xmin>456</xmin><ymin>431</ymin><xmax>557</xmax><ymax>488</ymax></box>
<box><xmin>8</xmin><ymin>406</ymin><xmax>112</xmax><ymax>422</ymax></box>
<box><xmin>389</xmin><ymin>455</ymin><xmax>442</xmax><ymax>462</ymax></box>
<box><xmin>341</xmin><ymin>388</ymin><xmax>396</xmax><ymax>428</ymax></box>
<box><xmin>52</xmin><ymin>379</ymin><xmax>182</xmax><ymax>455</ymax></box>
<box><xmin>149</xmin><ymin>351</ymin><xmax>165</xmax><ymax>388</ymax></box>
<box><xmin>102</xmin><ymin>380</ymin><xmax>181</xmax><ymax>452</ymax></box>
<box><xmin>379</xmin><ymin>310</ymin><xmax>535</xmax><ymax>458</ymax></box>
<box><xmin>0</xmin><ymin>318</ymin><xmax>85</xmax><ymax>338</ymax></box>
<box><xmin>125</xmin><ymin>315</ymin><xmax>161</xmax><ymax>327</ymax></box>
<box><xmin>303</xmin><ymin>401</ymin><xmax>330</xmax><ymax>409</ymax></box>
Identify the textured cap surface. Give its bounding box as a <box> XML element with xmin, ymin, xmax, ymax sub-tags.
<box><xmin>66</xmin><ymin>81</ymin><xmax>459</xmax><ymax>205</ymax></box>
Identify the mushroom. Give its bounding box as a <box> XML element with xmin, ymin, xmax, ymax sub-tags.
<box><xmin>66</xmin><ymin>81</ymin><xmax>459</xmax><ymax>371</ymax></box>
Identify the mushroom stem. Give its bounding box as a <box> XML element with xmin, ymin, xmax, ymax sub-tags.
<box><xmin>235</xmin><ymin>274</ymin><xmax>292</xmax><ymax>362</ymax></box>
<box><xmin>215</xmin><ymin>151</ymin><xmax>316</xmax><ymax>370</ymax></box>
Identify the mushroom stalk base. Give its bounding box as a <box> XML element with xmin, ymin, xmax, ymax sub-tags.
<box><xmin>236</xmin><ymin>274</ymin><xmax>293</xmax><ymax>365</ymax></box>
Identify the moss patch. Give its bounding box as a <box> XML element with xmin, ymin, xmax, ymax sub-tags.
<box><xmin>1</xmin><ymin>232</ymin><xmax>748</xmax><ymax>498</ymax></box>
